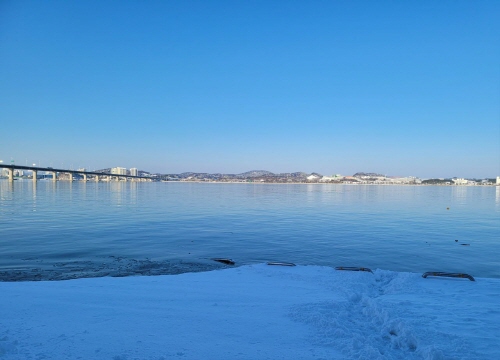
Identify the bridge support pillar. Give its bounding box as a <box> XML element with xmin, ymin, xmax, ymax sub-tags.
<box><xmin>32</xmin><ymin>170</ymin><xmax>37</xmax><ymax>182</ymax></box>
<box><xmin>83</xmin><ymin>174</ymin><xmax>87</xmax><ymax>182</ymax></box>
<box><xmin>69</xmin><ymin>173</ymin><xmax>73</xmax><ymax>182</ymax></box>
<box><xmin>51</xmin><ymin>172</ymin><xmax>57</xmax><ymax>181</ymax></box>
<box><xmin>8</xmin><ymin>168</ymin><xmax>13</xmax><ymax>182</ymax></box>
<box><xmin>95</xmin><ymin>175</ymin><xmax>99</xmax><ymax>182</ymax></box>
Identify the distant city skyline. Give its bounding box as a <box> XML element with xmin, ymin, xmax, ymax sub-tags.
<box><xmin>1</xmin><ymin>1</ymin><xmax>499</xmax><ymax>179</ymax></box>
<box><xmin>0</xmin><ymin>162</ymin><xmax>496</xmax><ymax>181</ymax></box>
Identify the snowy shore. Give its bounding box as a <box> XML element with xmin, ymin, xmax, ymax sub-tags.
<box><xmin>1</xmin><ymin>264</ymin><xmax>498</xmax><ymax>359</ymax></box>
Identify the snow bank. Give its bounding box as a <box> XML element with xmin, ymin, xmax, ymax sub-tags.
<box><xmin>1</xmin><ymin>265</ymin><xmax>498</xmax><ymax>359</ymax></box>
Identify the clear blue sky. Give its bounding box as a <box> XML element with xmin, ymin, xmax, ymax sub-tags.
<box><xmin>1</xmin><ymin>0</ymin><xmax>499</xmax><ymax>178</ymax></box>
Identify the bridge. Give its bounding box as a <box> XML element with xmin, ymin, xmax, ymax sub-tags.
<box><xmin>0</xmin><ymin>164</ymin><xmax>152</xmax><ymax>182</ymax></box>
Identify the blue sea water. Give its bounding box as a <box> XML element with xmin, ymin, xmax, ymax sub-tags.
<box><xmin>1</xmin><ymin>180</ymin><xmax>499</xmax><ymax>280</ymax></box>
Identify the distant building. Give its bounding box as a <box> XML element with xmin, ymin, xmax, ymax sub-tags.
<box><xmin>111</xmin><ymin>167</ymin><xmax>127</xmax><ymax>175</ymax></box>
<box><xmin>77</xmin><ymin>168</ymin><xmax>86</xmax><ymax>172</ymax></box>
<box><xmin>306</xmin><ymin>174</ymin><xmax>320</xmax><ymax>181</ymax></box>
<box><xmin>497</xmin><ymin>176</ymin><xmax>500</xmax><ymax>185</ymax></box>
<box><xmin>130</xmin><ymin>168</ymin><xmax>138</xmax><ymax>176</ymax></box>
<box><xmin>319</xmin><ymin>176</ymin><xmax>337</xmax><ymax>182</ymax></box>
<box><xmin>452</xmin><ymin>178</ymin><xmax>468</xmax><ymax>185</ymax></box>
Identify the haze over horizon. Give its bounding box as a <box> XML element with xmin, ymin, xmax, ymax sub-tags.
<box><xmin>1</xmin><ymin>0</ymin><xmax>499</xmax><ymax>179</ymax></box>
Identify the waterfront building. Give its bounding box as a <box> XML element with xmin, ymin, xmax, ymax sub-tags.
<box><xmin>111</xmin><ymin>167</ymin><xmax>127</xmax><ymax>175</ymax></box>
<box><xmin>319</xmin><ymin>176</ymin><xmax>337</xmax><ymax>182</ymax></box>
<box><xmin>306</xmin><ymin>174</ymin><xmax>320</xmax><ymax>181</ymax></box>
<box><xmin>130</xmin><ymin>168</ymin><xmax>138</xmax><ymax>176</ymax></box>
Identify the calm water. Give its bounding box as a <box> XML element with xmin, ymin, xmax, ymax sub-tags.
<box><xmin>1</xmin><ymin>180</ymin><xmax>499</xmax><ymax>280</ymax></box>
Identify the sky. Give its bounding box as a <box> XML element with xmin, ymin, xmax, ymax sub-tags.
<box><xmin>1</xmin><ymin>0</ymin><xmax>499</xmax><ymax>178</ymax></box>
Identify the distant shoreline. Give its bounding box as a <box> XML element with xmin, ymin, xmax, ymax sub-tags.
<box><xmin>164</xmin><ymin>180</ymin><xmax>498</xmax><ymax>187</ymax></box>
<box><xmin>1</xmin><ymin>178</ymin><xmax>497</xmax><ymax>186</ymax></box>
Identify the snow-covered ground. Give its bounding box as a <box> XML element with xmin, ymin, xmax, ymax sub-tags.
<box><xmin>1</xmin><ymin>264</ymin><xmax>498</xmax><ymax>359</ymax></box>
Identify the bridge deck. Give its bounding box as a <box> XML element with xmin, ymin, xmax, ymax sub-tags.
<box><xmin>0</xmin><ymin>164</ymin><xmax>151</xmax><ymax>180</ymax></box>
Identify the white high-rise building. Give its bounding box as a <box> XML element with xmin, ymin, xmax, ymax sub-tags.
<box><xmin>111</xmin><ymin>167</ymin><xmax>127</xmax><ymax>175</ymax></box>
<box><xmin>130</xmin><ymin>168</ymin><xmax>138</xmax><ymax>176</ymax></box>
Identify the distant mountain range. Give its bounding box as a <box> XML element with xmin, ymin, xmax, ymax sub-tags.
<box><xmin>95</xmin><ymin>169</ymin><xmax>387</xmax><ymax>180</ymax></box>
<box><xmin>86</xmin><ymin>169</ymin><xmax>497</xmax><ymax>184</ymax></box>
<box><xmin>238</xmin><ymin>170</ymin><xmax>274</xmax><ymax>178</ymax></box>
<box><xmin>168</xmin><ymin>170</ymin><xmax>317</xmax><ymax>180</ymax></box>
<box><xmin>353</xmin><ymin>172</ymin><xmax>386</xmax><ymax>177</ymax></box>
